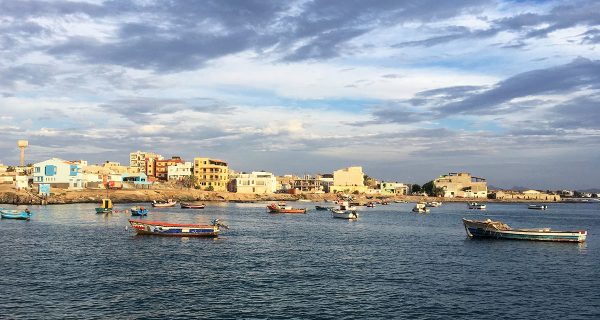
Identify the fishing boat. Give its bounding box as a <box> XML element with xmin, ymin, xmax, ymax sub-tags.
<box><xmin>0</xmin><ymin>209</ymin><xmax>32</xmax><ymax>220</ymax></box>
<box><xmin>128</xmin><ymin>219</ymin><xmax>228</xmax><ymax>237</ymax></box>
<box><xmin>180</xmin><ymin>203</ymin><xmax>206</xmax><ymax>209</ymax></box>
<box><xmin>267</xmin><ymin>203</ymin><xmax>307</xmax><ymax>214</ymax></box>
<box><xmin>394</xmin><ymin>200</ymin><xmax>408</xmax><ymax>203</ymax></box>
<box><xmin>462</xmin><ymin>218</ymin><xmax>587</xmax><ymax>242</ymax></box>
<box><xmin>130</xmin><ymin>206</ymin><xmax>148</xmax><ymax>216</ymax></box>
<box><xmin>366</xmin><ymin>202</ymin><xmax>375</xmax><ymax>208</ymax></box>
<box><xmin>95</xmin><ymin>199</ymin><xmax>113</xmax><ymax>214</ymax></box>
<box><xmin>152</xmin><ymin>199</ymin><xmax>177</xmax><ymax>207</ymax></box>
<box><xmin>315</xmin><ymin>205</ymin><xmax>332</xmax><ymax>211</ymax></box>
<box><xmin>331</xmin><ymin>201</ymin><xmax>358</xmax><ymax>219</ymax></box>
<box><xmin>412</xmin><ymin>202</ymin><xmax>430</xmax><ymax>213</ymax></box>
<box><xmin>426</xmin><ymin>201</ymin><xmax>442</xmax><ymax>207</ymax></box>
<box><xmin>468</xmin><ymin>202</ymin><xmax>486</xmax><ymax>210</ymax></box>
<box><xmin>528</xmin><ymin>204</ymin><xmax>548</xmax><ymax>210</ymax></box>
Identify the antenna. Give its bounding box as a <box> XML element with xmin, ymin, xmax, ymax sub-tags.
<box><xmin>18</xmin><ymin>140</ymin><xmax>28</xmax><ymax>167</ymax></box>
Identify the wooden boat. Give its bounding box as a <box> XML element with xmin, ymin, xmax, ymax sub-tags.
<box><xmin>152</xmin><ymin>199</ymin><xmax>177</xmax><ymax>207</ymax></box>
<box><xmin>462</xmin><ymin>218</ymin><xmax>587</xmax><ymax>242</ymax></box>
<box><xmin>315</xmin><ymin>205</ymin><xmax>332</xmax><ymax>211</ymax></box>
<box><xmin>528</xmin><ymin>204</ymin><xmax>548</xmax><ymax>210</ymax></box>
<box><xmin>267</xmin><ymin>203</ymin><xmax>306</xmax><ymax>214</ymax></box>
<box><xmin>180</xmin><ymin>203</ymin><xmax>206</xmax><ymax>209</ymax></box>
<box><xmin>331</xmin><ymin>201</ymin><xmax>358</xmax><ymax>219</ymax></box>
<box><xmin>0</xmin><ymin>209</ymin><xmax>32</xmax><ymax>220</ymax></box>
<box><xmin>426</xmin><ymin>201</ymin><xmax>442</xmax><ymax>207</ymax></box>
<box><xmin>95</xmin><ymin>199</ymin><xmax>113</xmax><ymax>214</ymax></box>
<box><xmin>128</xmin><ymin>219</ymin><xmax>227</xmax><ymax>237</ymax></box>
<box><xmin>130</xmin><ymin>206</ymin><xmax>148</xmax><ymax>216</ymax></box>
<box><xmin>468</xmin><ymin>202</ymin><xmax>486</xmax><ymax>210</ymax></box>
<box><xmin>394</xmin><ymin>200</ymin><xmax>408</xmax><ymax>203</ymax></box>
<box><xmin>412</xmin><ymin>202</ymin><xmax>430</xmax><ymax>213</ymax></box>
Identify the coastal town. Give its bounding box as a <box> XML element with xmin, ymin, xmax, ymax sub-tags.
<box><xmin>0</xmin><ymin>140</ymin><xmax>595</xmax><ymax>205</ymax></box>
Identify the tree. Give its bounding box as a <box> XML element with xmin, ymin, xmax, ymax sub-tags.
<box><xmin>411</xmin><ymin>184</ymin><xmax>421</xmax><ymax>194</ymax></box>
<box><xmin>206</xmin><ymin>185</ymin><xmax>214</xmax><ymax>191</ymax></box>
<box><xmin>422</xmin><ymin>181</ymin><xmax>445</xmax><ymax>197</ymax></box>
<box><xmin>182</xmin><ymin>174</ymin><xmax>198</xmax><ymax>189</ymax></box>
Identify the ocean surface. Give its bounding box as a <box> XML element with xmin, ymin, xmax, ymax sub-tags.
<box><xmin>1</xmin><ymin>201</ymin><xmax>599</xmax><ymax>319</ymax></box>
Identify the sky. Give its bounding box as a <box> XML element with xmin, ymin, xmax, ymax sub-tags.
<box><xmin>0</xmin><ymin>0</ymin><xmax>599</xmax><ymax>190</ymax></box>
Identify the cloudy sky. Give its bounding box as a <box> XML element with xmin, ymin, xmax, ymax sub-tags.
<box><xmin>0</xmin><ymin>0</ymin><xmax>599</xmax><ymax>189</ymax></box>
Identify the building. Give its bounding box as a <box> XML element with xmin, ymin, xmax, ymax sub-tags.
<box><xmin>167</xmin><ymin>162</ymin><xmax>193</xmax><ymax>181</ymax></box>
<box><xmin>194</xmin><ymin>157</ymin><xmax>229</xmax><ymax>191</ymax></box>
<box><xmin>380</xmin><ymin>181</ymin><xmax>409</xmax><ymax>195</ymax></box>
<box><xmin>129</xmin><ymin>151</ymin><xmax>163</xmax><ymax>174</ymax></box>
<box><xmin>102</xmin><ymin>161</ymin><xmax>129</xmax><ymax>174</ymax></box>
<box><xmin>330</xmin><ymin>166</ymin><xmax>368</xmax><ymax>193</ymax></box>
<box><xmin>155</xmin><ymin>156</ymin><xmax>184</xmax><ymax>181</ymax></box>
<box><xmin>231</xmin><ymin>171</ymin><xmax>277</xmax><ymax>194</ymax></box>
<box><xmin>490</xmin><ymin>190</ymin><xmax>561</xmax><ymax>202</ymax></box>
<box><xmin>434</xmin><ymin>172</ymin><xmax>487</xmax><ymax>198</ymax></box>
<box><xmin>32</xmin><ymin>158</ymin><xmax>84</xmax><ymax>189</ymax></box>
<box><xmin>292</xmin><ymin>175</ymin><xmax>324</xmax><ymax>193</ymax></box>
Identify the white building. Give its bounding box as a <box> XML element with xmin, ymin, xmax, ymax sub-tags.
<box><xmin>33</xmin><ymin>158</ymin><xmax>84</xmax><ymax>189</ymax></box>
<box><xmin>233</xmin><ymin>171</ymin><xmax>277</xmax><ymax>194</ymax></box>
<box><xmin>167</xmin><ymin>162</ymin><xmax>193</xmax><ymax>181</ymax></box>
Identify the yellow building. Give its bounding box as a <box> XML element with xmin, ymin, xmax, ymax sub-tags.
<box><xmin>434</xmin><ymin>172</ymin><xmax>488</xmax><ymax>198</ymax></box>
<box><xmin>194</xmin><ymin>157</ymin><xmax>229</xmax><ymax>191</ymax></box>
<box><xmin>490</xmin><ymin>190</ymin><xmax>561</xmax><ymax>201</ymax></box>
<box><xmin>330</xmin><ymin>166</ymin><xmax>368</xmax><ymax>193</ymax></box>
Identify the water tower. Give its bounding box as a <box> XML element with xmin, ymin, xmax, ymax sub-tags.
<box><xmin>18</xmin><ymin>140</ymin><xmax>28</xmax><ymax>167</ymax></box>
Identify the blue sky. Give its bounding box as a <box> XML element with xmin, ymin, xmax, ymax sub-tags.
<box><xmin>0</xmin><ymin>0</ymin><xmax>599</xmax><ymax>189</ymax></box>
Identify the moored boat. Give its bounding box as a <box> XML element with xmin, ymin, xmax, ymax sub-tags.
<box><xmin>462</xmin><ymin>218</ymin><xmax>587</xmax><ymax>242</ymax></box>
<box><xmin>95</xmin><ymin>199</ymin><xmax>113</xmax><ymax>214</ymax></box>
<box><xmin>528</xmin><ymin>204</ymin><xmax>548</xmax><ymax>210</ymax></box>
<box><xmin>331</xmin><ymin>201</ymin><xmax>358</xmax><ymax>219</ymax></box>
<box><xmin>267</xmin><ymin>203</ymin><xmax>307</xmax><ymax>214</ymax></box>
<box><xmin>426</xmin><ymin>201</ymin><xmax>442</xmax><ymax>207</ymax></box>
<box><xmin>152</xmin><ymin>199</ymin><xmax>177</xmax><ymax>207</ymax></box>
<box><xmin>128</xmin><ymin>219</ymin><xmax>228</xmax><ymax>237</ymax></box>
<box><xmin>412</xmin><ymin>202</ymin><xmax>430</xmax><ymax>213</ymax></box>
<box><xmin>180</xmin><ymin>203</ymin><xmax>206</xmax><ymax>209</ymax></box>
<box><xmin>366</xmin><ymin>202</ymin><xmax>375</xmax><ymax>208</ymax></box>
<box><xmin>1</xmin><ymin>208</ymin><xmax>32</xmax><ymax>220</ymax></box>
<box><xmin>130</xmin><ymin>206</ymin><xmax>148</xmax><ymax>216</ymax></box>
<box><xmin>315</xmin><ymin>205</ymin><xmax>332</xmax><ymax>211</ymax></box>
<box><xmin>468</xmin><ymin>202</ymin><xmax>486</xmax><ymax>210</ymax></box>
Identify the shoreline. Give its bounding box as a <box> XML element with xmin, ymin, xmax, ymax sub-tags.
<box><xmin>0</xmin><ymin>187</ymin><xmax>570</xmax><ymax>206</ymax></box>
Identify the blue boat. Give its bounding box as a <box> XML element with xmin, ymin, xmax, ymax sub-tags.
<box><xmin>463</xmin><ymin>218</ymin><xmax>587</xmax><ymax>242</ymax></box>
<box><xmin>1</xmin><ymin>209</ymin><xmax>32</xmax><ymax>220</ymax></box>
<box><xmin>130</xmin><ymin>206</ymin><xmax>148</xmax><ymax>216</ymax></box>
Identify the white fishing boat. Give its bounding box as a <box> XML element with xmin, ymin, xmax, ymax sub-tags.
<box><xmin>331</xmin><ymin>201</ymin><xmax>358</xmax><ymax>219</ymax></box>
<box><xmin>412</xmin><ymin>202</ymin><xmax>430</xmax><ymax>213</ymax></box>
<box><xmin>425</xmin><ymin>201</ymin><xmax>442</xmax><ymax>207</ymax></box>
<box><xmin>468</xmin><ymin>202</ymin><xmax>486</xmax><ymax>210</ymax></box>
<box><xmin>528</xmin><ymin>204</ymin><xmax>547</xmax><ymax>210</ymax></box>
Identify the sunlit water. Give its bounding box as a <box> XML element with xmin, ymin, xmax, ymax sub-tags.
<box><xmin>1</xmin><ymin>202</ymin><xmax>599</xmax><ymax>319</ymax></box>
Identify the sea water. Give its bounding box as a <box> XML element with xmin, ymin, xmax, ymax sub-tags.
<box><xmin>1</xmin><ymin>202</ymin><xmax>599</xmax><ymax>319</ymax></box>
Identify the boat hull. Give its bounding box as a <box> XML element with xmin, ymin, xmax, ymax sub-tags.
<box><xmin>130</xmin><ymin>209</ymin><xmax>148</xmax><ymax>216</ymax></box>
<box><xmin>463</xmin><ymin>219</ymin><xmax>586</xmax><ymax>242</ymax></box>
<box><xmin>95</xmin><ymin>208</ymin><xmax>112</xmax><ymax>214</ymax></box>
<box><xmin>1</xmin><ymin>210</ymin><xmax>31</xmax><ymax>220</ymax></box>
<box><xmin>331</xmin><ymin>210</ymin><xmax>358</xmax><ymax>219</ymax></box>
<box><xmin>129</xmin><ymin>220</ymin><xmax>219</xmax><ymax>237</ymax></box>
<box><xmin>267</xmin><ymin>204</ymin><xmax>306</xmax><ymax>214</ymax></box>
<box><xmin>180</xmin><ymin>203</ymin><xmax>205</xmax><ymax>209</ymax></box>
